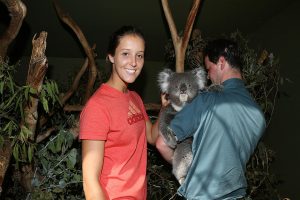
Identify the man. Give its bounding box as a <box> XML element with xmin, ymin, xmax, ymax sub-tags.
<box><xmin>156</xmin><ymin>38</ymin><xmax>266</xmax><ymax>199</ymax></box>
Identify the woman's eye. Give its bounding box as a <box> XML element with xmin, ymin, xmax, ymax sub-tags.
<box><xmin>122</xmin><ymin>52</ymin><xmax>129</xmax><ymax>56</ymax></box>
<box><xmin>137</xmin><ymin>54</ymin><xmax>144</xmax><ymax>59</ymax></box>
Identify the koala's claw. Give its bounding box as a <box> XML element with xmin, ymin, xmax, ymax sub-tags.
<box><xmin>161</xmin><ymin>127</ymin><xmax>177</xmax><ymax>148</ymax></box>
<box><xmin>178</xmin><ymin>177</ymin><xmax>185</xmax><ymax>185</ymax></box>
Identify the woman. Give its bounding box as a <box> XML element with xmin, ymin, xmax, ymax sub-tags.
<box><xmin>80</xmin><ymin>26</ymin><xmax>160</xmax><ymax>200</ymax></box>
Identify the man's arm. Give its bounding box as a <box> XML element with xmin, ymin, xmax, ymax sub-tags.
<box><xmin>155</xmin><ymin>134</ymin><xmax>174</xmax><ymax>164</ymax></box>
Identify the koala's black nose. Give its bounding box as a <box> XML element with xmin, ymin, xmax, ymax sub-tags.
<box><xmin>180</xmin><ymin>83</ymin><xmax>187</xmax><ymax>93</ymax></box>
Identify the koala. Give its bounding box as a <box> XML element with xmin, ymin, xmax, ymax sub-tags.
<box><xmin>157</xmin><ymin>67</ymin><xmax>207</xmax><ymax>185</ymax></box>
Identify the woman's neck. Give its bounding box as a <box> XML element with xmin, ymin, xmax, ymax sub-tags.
<box><xmin>106</xmin><ymin>78</ymin><xmax>128</xmax><ymax>93</ymax></box>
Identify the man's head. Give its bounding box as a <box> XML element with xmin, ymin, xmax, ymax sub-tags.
<box><xmin>204</xmin><ymin>39</ymin><xmax>242</xmax><ymax>84</ymax></box>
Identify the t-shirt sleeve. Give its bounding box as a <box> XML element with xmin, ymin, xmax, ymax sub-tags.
<box><xmin>79</xmin><ymin>99</ymin><xmax>109</xmax><ymax>140</ymax></box>
<box><xmin>170</xmin><ymin>95</ymin><xmax>204</xmax><ymax>141</ymax></box>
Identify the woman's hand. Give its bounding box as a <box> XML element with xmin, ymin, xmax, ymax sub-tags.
<box><xmin>161</xmin><ymin>93</ymin><xmax>170</xmax><ymax>108</ymax></box>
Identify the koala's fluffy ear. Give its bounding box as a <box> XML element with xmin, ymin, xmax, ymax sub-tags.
<box><xmin>158</xmin><ymin>68</ymin><xmax>174</xmax><ymax>93</ymax></box>
<box><xmin>192</xmin><ymin>67</ymin><xmax>207</xmax><ymax>89</ymax></box>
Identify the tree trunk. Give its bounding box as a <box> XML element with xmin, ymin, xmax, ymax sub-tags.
<box><xmin>0</xmin><ymin>138</ymin><xmax>12</xmax><ymax>194</ymax></box>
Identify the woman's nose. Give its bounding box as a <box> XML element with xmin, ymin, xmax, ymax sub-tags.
<box><xmin>130</xmin><ymin>56</ymin><xmax>137</xmax><ymax>67</ymax></box>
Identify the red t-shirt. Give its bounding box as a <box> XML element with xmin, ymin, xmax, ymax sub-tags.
<box><xmin>80</xmin><ymin>84</ymin><xmax>149</xmax><ymax>200</ymax></box>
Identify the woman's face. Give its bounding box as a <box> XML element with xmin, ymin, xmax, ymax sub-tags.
<box><xmin>108</xmin><ymin>34</ymin><xmax>145</xmax><ymax>85</ymax></box>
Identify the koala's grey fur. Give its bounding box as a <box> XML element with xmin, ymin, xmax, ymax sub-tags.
<box><xmin>157</xmin><ymin>67</ymin><xmax>207</xmax><ymax>184</ymax></box>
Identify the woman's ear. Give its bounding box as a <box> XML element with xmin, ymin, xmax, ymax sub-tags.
<box><xmin>108</xmin><ymin>54</ymin><xmax>114</xmax><ymax>64</ymax></box>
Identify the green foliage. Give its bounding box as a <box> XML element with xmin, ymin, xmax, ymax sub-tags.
<box><xmin>0</xmin><ymin>60</ymin><xmax>62</xmax><ymax>171</ymax></box>
<box><xmin>1</xmin><ymin>60</ymin><xmax>84</xmax><ymax>199</ymax></box>
<box><xmin>0</xmin><ymin>61</ymin><xmax>23</xmax><ymax>142</ymax></box>
<box><xmin>0</xmin><ymin>61</ymin><xmax>33</xmax><ymax>167</ymax></box>
<box><xmin>0</xmin><ymin>58</ymin><xmax>99</xmax><ymax>199</ymax></box>
<box><xmin>31</xmin><ymin>130</ymin><xmax>83</xmax><ymax>199</ymax></box>
<box><xmin>40</xmin><ymin>79</ymin><xmax>61</xmax><ymax>113</ymax></box>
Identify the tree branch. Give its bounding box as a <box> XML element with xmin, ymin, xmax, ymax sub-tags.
<box><xmin>161</xmin><ymin>0</ymin><xmax>201</xmax><ymax>72</ymax></box>
<box><xmin>0</xmin><ymin>0</ymin><xmax>26</xmax><ymax>61</ymax></box>
<box><xmin>53</xmin><ymin>0</ymin><xmax>98</xmax><ymax>103</ymax></box>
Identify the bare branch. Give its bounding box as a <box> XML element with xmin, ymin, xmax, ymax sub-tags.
<box><xmin>0</xmin><ymin>0</ymin><xmax>26</xmax><ymax>61</ymax></box>
<box><xmin>144</xmin><ymin>103</ymin><xmax>161</xmax><ymax>111</ymax></box>
<box><xmin>61</xmin><ymin>58</ymin><xmax>88</xmax><ymax>105</ymax></box>
<box><xmin>182</xmin><ymin>0</ymin><xmax>201</xmax><ymax>56</ymax></box>
<box><xmin>36</xmin><ymin>127</ymin><xmax>57</xmax><ymax>143</ymax></box>
<box><xmin>161</xmin><ymin>0</ymin><xmax>180</xmax><ymax>49</ymax></box>
<box><xmin>60</xmin><ymin>44</ymin><xmax>97</xmax><ymax>106</ymax></box>
<box><xmin>53</xmin><ymin>0</ymin><xmax>98</xmax><ymax>103</ymax></box>
<box><xmin>63</xmin><ymin>104</ymin><xmax>84</xmax><ymax>112</ymax></box>
<box><xmin>161</xmin><ymin>0</ymin><xmax>201</xmax><ymax>72</ymax></box>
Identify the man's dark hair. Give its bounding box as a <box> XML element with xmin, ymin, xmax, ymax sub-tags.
<box><xmin>204</xmin><ymin>38</ymin><xmax>242</xmax><ymax>70</ymax></box>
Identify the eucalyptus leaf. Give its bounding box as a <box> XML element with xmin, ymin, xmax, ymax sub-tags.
<box><xmin>41</xmin><ymin>96</ymin><xmax>49</xmax><ymax>113</ymax></box>
<box><xmin>13</xmin><ymin>144</ymin><xmax>19</xmax><ymax>161</ymax></box>
<box><xmin>0</xmin><ymin>82</ymin><xmax>4</xmax><ymax>94</ymax></box>
<box><xmin>28</xmin><ymin>144</ymin><xmax>34</xmax><ymax>162</ymax></box>
<box><xmin>66</xmin><ymin>148</ymin><xmax>77</xmax><ymax>169</ymax></box>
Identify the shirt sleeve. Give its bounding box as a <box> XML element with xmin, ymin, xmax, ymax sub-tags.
<box><xmin>169</xmin><ymin>94</ymin><xmax>204</xmax><ymax>141</ymax></box>
<box><xmin>79</xmin><ymin>99</ymin><xmax>110</xmax><ymax>140</ymax></box>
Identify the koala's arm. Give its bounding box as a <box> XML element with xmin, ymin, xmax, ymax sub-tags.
<box><xmin>162</xmin><ymin>126</ymin><xmax>178</xmax><ymax>148</ymax></box>
<box><xmin>158</xmin><ymin>105</ymin><xmax>178</xmax><ymax>148</ymax></box>
<box><xmin>156</xmin><ymin>107</ymin><xmax>177</xmax><ymax>163</ymax></box>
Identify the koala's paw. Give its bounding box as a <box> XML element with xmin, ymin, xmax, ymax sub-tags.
<box><xmin>207</xmin><ymin>84</ymin><xmax>224</xmax><ymax>92</ymax></box>
<box><xmin>161</xmin><ymin>127</ymin><xmax>177</xmax><ymax>149</ymax></box>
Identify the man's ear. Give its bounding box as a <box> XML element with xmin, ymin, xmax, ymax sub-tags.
<box><xmin>218</xmin><ymin>56</ymin><xmax>226</xmax><ymax>70</ymax></box>
<box><xmin>108</xmin><ymin>54</ymin><xmax>114</xmax><ymax>64</ymax></box>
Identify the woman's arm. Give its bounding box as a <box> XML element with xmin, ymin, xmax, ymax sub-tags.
<box><xmin>145</xmin><ymin>93</ymin><xmax>170</xmax><ymax>145</ymax></box>
<box><xmin>82</xmin><ymin>140</ymin><xmax>107</xmax><ymax>200</ymax></box>
<box><xmin>145</xmin><ymin>119</ymin><xmax>159</xmax><ymax>145</ymax></box>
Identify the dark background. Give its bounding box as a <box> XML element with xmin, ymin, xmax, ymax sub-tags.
<box><xmin>1</xmin><ymin>0</ymin><xmax>299</xmax><ymax>198</ymax></box>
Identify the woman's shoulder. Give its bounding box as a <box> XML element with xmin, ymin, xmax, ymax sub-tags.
<box><xmin>84</xmin><ymin>87</ymin><xmax>113</xmax><ymax>109</ymax></box>
<box><xmin>129</xmin><ymin>90</ymin><xmax>141</xmax><ymax>98</ymax></box>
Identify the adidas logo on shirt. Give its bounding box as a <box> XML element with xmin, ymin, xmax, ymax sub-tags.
<box><xmin>127</xmin><ymin>101</ymin><xmax>144</xmax><ymax>125</ymax></box>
